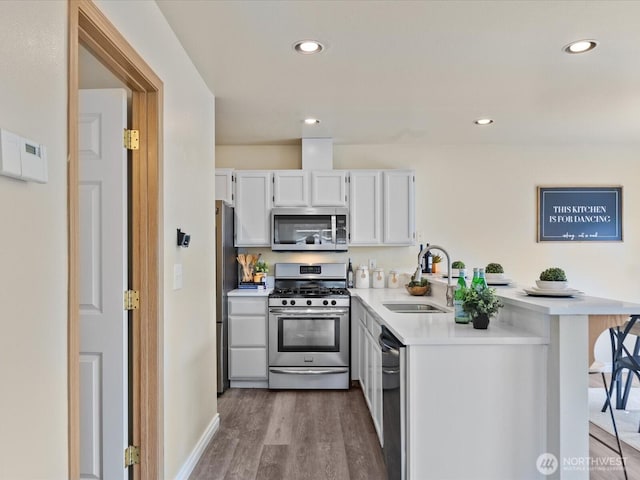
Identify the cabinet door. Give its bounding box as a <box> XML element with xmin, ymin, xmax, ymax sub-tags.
<box><xmin>359</xmin><ymin>320</ymin><xmax>368</xmax><ymax>399</ymax></box>
<box><xmin>215</xmin><ymin>168</ymin><xmax>234</xmax><ymax>205</ymax></box>
<box><xmin>311</xmin><ymin>170</ymin><xmax>347</xmax><ymax>206</ymax></box>
<box><xmin>229</xmin><ymin>347</ymin><xmax>267</xmax><ymax>379</ymax></box>
<box><xmin>349</xmin><ymin>171</ymin><xmax>382</xmax><ymax>245</ymax></box>
<box><xmin>273</xmin><ymin>170</ymin><xmax>309</xmax><ymax>206</ymax></box>
<box><xmin>383</xmin><ymin>170</ymin><xmax>415</xmax><ymax>245</ymax></box>
<box><xmin>234</xmin><ymin>171</ymin><xmax>272</xmax><ymax>246</ymax></box>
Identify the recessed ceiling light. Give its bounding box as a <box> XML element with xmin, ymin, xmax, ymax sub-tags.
<box><xmin>304</xmin><ymin>118</ymin><xmax>320</xmax><ymax>125</ymax></box>
<box><xmin>294</xmin><ymin>40</ymin><xmax>324</xmax><ymax>55</ymax></box>
<box><xmin>474</xmin><ymin>118</ymin><xmax>494</xmax><ymax>126</ymax></box>
<box><xmin>563</xmin><ymin>39</ymin><xmax>598</xmax><ymax>54</ymax></box>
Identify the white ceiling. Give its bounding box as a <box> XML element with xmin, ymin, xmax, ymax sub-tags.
<box><xmin>155</xmin><ymin>0</ymin><xmax>640</xmax><ymax>146</ymax></box>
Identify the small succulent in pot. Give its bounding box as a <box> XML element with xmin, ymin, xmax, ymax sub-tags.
<box><xmin>536</xmin><ymin>267</ymin><xmax>568</xmax><ymax>290</ymax></box>
<box><xmin>451</xmin><ymin>260</ymin><xmax>466</xmax><ymax>277</ymax></box>
<box><xmin>253</xmin><ymin>260</ymin><xmax>268</xmax><ymax>283</ymax></box>
<box><xmin>485</xmin><ymin>262</ymin><xmax>505</xmax><ymax>281</ymax></box>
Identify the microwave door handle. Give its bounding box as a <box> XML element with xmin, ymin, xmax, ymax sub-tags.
<box><xmin>331</xmin><ymin>215</ymin><xmax>336</xmax><ymax>245</ymax></box>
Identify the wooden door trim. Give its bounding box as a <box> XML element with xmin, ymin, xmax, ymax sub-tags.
<box><xmin>68</xmin><ymin>1</ymin><xmax>163</xmax><ymax>478</ymax></box>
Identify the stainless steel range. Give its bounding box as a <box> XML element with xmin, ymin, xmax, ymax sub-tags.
<box><xmin>268</xmin><ymin>263</ymin><xmax>350</xmax><ymax>389</ymax></box>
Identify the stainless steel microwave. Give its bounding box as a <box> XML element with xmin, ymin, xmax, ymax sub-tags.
<box><xmin>271</xmin><ymin>207</ymin><xmax>349</xmax><ymax>251</ymax></box>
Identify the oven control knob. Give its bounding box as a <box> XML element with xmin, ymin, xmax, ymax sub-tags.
<box><xmin>323</xmin><ymin>300</ymin><xmax>329</xmax><ymax>306</ymax></box>
<box><xmin>331</xmin><ymin>300</ymin><xmax>337</xmax><ymax>306</ymax></box>
<box><xmin>281</xmin><ymin>300</ymin><xmax>287</xmax><ymax>306</ymax></box>
<box><xmin>306</xmin><ymin>300</ymin><xmax>312</xmax><ymax>306</ymax></box>
<box><xmin>290</xmin><ymin>300</ymin><xmax>296</xmax><ymax>306</ymax></box>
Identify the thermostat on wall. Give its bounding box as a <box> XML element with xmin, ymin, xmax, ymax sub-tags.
<box><xmin>0</xmin><ymin>128</ymin><xmax>48</xmax><ymax>183</ymax></box>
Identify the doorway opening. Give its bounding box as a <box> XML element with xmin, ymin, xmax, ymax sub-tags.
<box><xmin>68</xmin><ymin>1</ymin><xmax>163</xmax><ymax>478</ymax></box>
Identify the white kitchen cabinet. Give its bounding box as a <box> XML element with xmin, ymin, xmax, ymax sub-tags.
<box><xmin>234</xmin><ymin>170</ymin><xmax>272</xmax><ymax>246</ymax></box>
<box><xmin>349</xmin><ymin>170</ymin><xmax>382</xmax><ymax>245</ymax></box>
<box><xmin>382</xmin><ymin>170</ymin><xmax>415</xmax><ymax>245</ymax></box>
<box><xmin>215</xmin><ymin>168</ymin><xmax>234</xmax><ymax>205</ymax></box>
<box><xmin>310</xmin><ymin>170</ymin><xmax>347</xmax><ymax>206</ymax></box>
<box><xmin>272</xmin><ymin>170</ymin><xmax>309</xmax><ymax>206</ymax></box>
<box><xmin>353</xmin><ymin>297</ymin><xmax>383</xmax><ymax>445</ymax></box>
<box><xmin>273</xmin><ymin>169</ymin><xmax>347</xmax><ymax>207</ymax></box>
<box><xmin>228</xmin><ymin>296</ymin><xmax>268</xmax><ymax>380</ymax></box>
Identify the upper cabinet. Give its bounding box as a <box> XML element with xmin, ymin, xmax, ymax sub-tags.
<box><xmin>223</xmin><ymin>167</ymin><xmax>414</xmax><ymax>248</ymax></box>
<box><xmin>310</xmin><ymin>170</ymin><xmax>348</xmax><ymax>207</ymax></box>
<box><xmin>349</xmin><ymin>169</ymin><xmax>415</xmax><ymax>246</ymax></box>
<box><xmin>215</xmin><ymin>168</ymin><xmax>234</xmax><ymax>205</ymax></box>
<box><xmin>234</xmin><ymin>171</ymin><xmax>272</xmax><ymax>246</ymax></box>
<box><xmin>273</xmin><ymin>170</ymin><xmax>347</xmax><ymax>207</ymax></box>
<box><xmin>349</xmin><ymin>171</ymin><xmax>382</xmax><ymax>245</ymax></box>
<box><xmin>383</xmin><ymin>170</ymin><xmax>415</xmax><ymax>245</ymax></box>
<box><xmin>272</xmin><ymin>170</ymin><xmax>309</xmax><ymax>207</ymax></box>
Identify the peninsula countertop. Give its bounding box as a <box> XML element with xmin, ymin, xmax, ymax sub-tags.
<box><xmin>350</xmin><ymin>287</ymin><xmax>548</xmax><ymax>346</ymax></box>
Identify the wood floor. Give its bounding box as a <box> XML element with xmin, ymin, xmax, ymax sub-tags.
<box><xmin>189</xmin><ymin>386</ymin><xmax>640</xmax><ymax>480</ymax></box>
<box><xmin>189</xmin><ymin>388</ymin><xmax>387</xmax><ymax>480</ymax></box>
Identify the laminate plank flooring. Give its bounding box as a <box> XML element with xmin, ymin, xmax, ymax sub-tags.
<box><xmin>189</xmin><ymin>388</ymin><xmax>386</xmax><ymax>480</ymax></box>
<box><xmin>189</xmin><ymin>386</ymin><xmax>639</xmax><ymax>479</ymax></box>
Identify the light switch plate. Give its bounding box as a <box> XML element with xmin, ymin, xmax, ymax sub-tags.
<box><xmin>173</xmin><ymin>263</ymin><xmax>183</xmax><ymax>290</ymax></box>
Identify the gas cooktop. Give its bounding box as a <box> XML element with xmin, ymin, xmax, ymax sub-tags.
<box><xmin>269</xmin><ymin>287</ymin><xmax>350</xmax><ymax>299</ymax></box>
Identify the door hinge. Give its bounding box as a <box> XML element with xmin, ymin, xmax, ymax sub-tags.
<box><xmin>124</xmin><ymin>445</ymin><xmax>140</xmax><ymax>467</ymax></box>
<box><xmin>123</xmin><ymin>129</ymin><xmax>140</xmax><ymax>150</ymax></box>
<box><xmin>124</xmin><ymin>290</ymin><xmax>140</xmax><ymax>310</ymax></box>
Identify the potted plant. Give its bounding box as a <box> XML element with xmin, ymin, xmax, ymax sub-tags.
<box><xmin>461</xmin><ymin>286</ymin><xmax>503</xmax><ymax>329</ymax></box>
<box><xmin>431</xmin><ymin>254</ymin><xmax>442</xmax><ymax>274</ymax></box>
<box><xmin>485</xmin><ymin>262</ymin><xmax>505</xmax><ymax>282</ymax></box>
<box><xmin>451</xmin><ymin>260</ymin><xmax>465</xmax><ymax>277</ymax></box>
<box><xmin>537</xmin><ymin>267</ymin><xmax>568</xmax><ymax>290</ymax></box>
<box><xmin>253</xmin><ymin>260</ymin><xmax>268</xmax><ymax>283</ymax></box>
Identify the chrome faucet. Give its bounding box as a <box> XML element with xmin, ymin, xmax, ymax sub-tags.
<box><xmin>415</xmin><ymin>244</ymin><xmax>455</xmax><ymax>307</ymax></box>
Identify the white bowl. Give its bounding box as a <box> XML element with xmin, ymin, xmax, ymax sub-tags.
<box><xmin>536</xmin><ymin>280</ymin><xmax>568</xmax><ymax>290</ymax></box>
<box><xmin>485</xmin><ymin>273</ymin><xmax>505</xmax><ymax>282</ymax></box>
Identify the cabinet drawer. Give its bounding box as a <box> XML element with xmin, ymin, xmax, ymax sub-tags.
<box><xmin>229</xmin><ymin>297</ymin><xmax>266</xmax><ymax>315</ymax></box>
<box><xmin>229</xmin><ymin>347</ymin><xmax>267</xmax><ymax>379</ymax></box>
<box><xmin>229</xmin><ymin>315</ymin><xmax>267</xmax><ymax>346</ymax></box>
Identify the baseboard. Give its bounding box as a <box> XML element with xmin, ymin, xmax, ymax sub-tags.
<box><xmin>173</xmin><ymin>413</ymin><xmax>220</xmax><ymax>480</ymax></box>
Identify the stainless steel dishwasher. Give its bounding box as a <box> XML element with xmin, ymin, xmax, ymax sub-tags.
<box><xmin>380</xmin><ymin>325</ymin><xmax>406</xmax><ymax>480</ymax></box>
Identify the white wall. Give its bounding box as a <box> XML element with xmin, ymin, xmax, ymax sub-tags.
<box><xmin>93</xmin><ymin>1</ymin><xmax>217</xmax><ymax>478</ymax></box>
<box><xmin>0</xmin><ymin>0</ymin><xmax>217</xmax><ymax>478</ymax></box>
<box><xmin>0</xmin><ymin>1</ymin><xmax>68</xmax><ymax>478</ymax></box>
<box><xmin>217</xmin><ymin>143</ymin><xmax>640</xmax><ymax>303</ymax></box>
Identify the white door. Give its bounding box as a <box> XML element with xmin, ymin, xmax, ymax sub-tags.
<box><xmin>79</xmin><ymin>89</ymin><xmax>128</xmax><ymax>480</ymax></box>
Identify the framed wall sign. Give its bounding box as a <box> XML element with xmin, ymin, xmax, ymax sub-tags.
<box><xmin>537</xmin><ymin>186</ymin><xmax>623</xmax><ymax>242</ymax></box>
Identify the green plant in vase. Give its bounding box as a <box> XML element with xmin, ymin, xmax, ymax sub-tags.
<box><xmin>461</xmin><ymin>286</ymin><xmax>503</xmax><ymax>329</ymax></box>
<box><xmin>253</xmin><ymin>260</ymin><xmax>268</xmax><ymax>283</ymax></box>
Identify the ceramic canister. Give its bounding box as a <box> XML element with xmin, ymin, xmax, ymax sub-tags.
<box><xmin>372</xmin><ymin>268</ymin><xmax>385</xmax><ymax>288</ymax></box>
<box><xmin>388</xmin><ymin>270</ymin><xmax>400</xmax><ymax>288</ymax></box>
<box><xmin>355</xmin><ymin>265</ymin><xmax>370</xmax><ymax>288</ymax></box>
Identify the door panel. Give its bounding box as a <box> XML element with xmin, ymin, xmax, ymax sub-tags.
<box><xmin>79</xmin><ymin>89</ymin><xmax>128</xmax><ymax>480</ymax></box>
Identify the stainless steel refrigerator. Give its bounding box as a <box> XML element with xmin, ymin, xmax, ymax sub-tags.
<box><xmin>215</xmin><ymin>200</ymin><xmax>237</xmax><ymax>394</ymax></box>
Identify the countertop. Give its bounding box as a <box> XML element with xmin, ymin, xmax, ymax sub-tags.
<box><xmin>228</xmin><ymin>288</ymin><xmax>272</xmax><ymax>297</ymax></box>
<box><xmin>350</xmin><ymin>287</ymin><xmax>549</xmax><ymax>346</ymax></box>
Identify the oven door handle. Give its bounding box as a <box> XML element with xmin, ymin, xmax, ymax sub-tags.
<box><xmin>269</xmin><ymin>308</ymin><xmax>349</xmax><ymax>316</ymax></box>
<box><xmin>269</xmin><ymin>368</ymin><xmax>349</xmax><ymax>375</ymax></box>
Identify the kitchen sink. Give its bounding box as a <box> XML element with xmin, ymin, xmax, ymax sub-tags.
<box><xmin>383</xmin><ymin>302</ymin><xmax>448</xmax><ymax>314</ymax></box>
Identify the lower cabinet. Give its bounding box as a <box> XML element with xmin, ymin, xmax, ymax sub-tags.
<box><xmin>228</xmin><ymin>296</ymin><xmax>268</xmax><ymax>381</ymax></box>
<box><xmin>353</xmin><ymin>297</ymin><xmax>383</xmax><ymax>445</ymax></box>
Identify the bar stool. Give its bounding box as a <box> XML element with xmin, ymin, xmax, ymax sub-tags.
<box><xmin>590</xmin><ymin>359</ymin><xmax>628</xmax><ymax>480</ymax></box>
<box><xmin>602</xmin><ymin>315</ymin><xmax>640</xmax><ymax>414</ymax></box>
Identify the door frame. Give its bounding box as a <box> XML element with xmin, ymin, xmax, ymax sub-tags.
<box><xmin>68</xmin><ymin>1</ymin><xmax>163</xmax><ymax>479</ymax></box>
